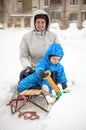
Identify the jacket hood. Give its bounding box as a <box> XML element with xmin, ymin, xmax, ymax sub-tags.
<box><xmin>33</xmin><ymin>10</ymin><xmax>48</xmax><ymax>17</ymax></box>
<box><xmin>44</xmin><ymin>43</ymin><xmax>64</xmax><ymax>63</ymax></box>
<box><xmin>32</xmin><ymin>10</ymin><xmax>49</xmax><ymax>30</ymax></box>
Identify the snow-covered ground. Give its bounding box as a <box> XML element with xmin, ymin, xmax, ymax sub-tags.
<box><xmin>0</xmin><ymin>24</ymin><xmax>86</xmax><ymax>130</ymax></box>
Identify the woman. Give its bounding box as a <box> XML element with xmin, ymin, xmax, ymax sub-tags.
<box><xmin>19</xmin><ymin>9</ymin><xmax>60</xmax><ymax>81</ymax></box>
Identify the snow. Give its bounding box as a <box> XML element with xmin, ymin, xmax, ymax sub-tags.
<box><xmin>0</xmin><ymin>23</ymin><xmax>86</xmax><ymax>130</ymax></box>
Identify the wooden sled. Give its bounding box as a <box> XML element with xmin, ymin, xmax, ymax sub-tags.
<box><xmin>7</xmin><ymin>88</ymin><xmax>49</xmax><ymax>120</ymax></box>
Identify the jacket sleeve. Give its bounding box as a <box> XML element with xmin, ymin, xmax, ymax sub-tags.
<box><xmin>56</xmin><ymin>64</ymin><xmax>67</xmax><ymax>84</ymax></box>
<box><xmin>35</xmin><ymin>59</ymin><xmax>46</xmax><ymax>77</ymax></box>
<box><xmin>19</xmin><ymin>34</ymin><xmax>32</xmax><ymax>69</ymax></box>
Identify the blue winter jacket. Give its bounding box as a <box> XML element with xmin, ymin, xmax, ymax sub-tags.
<box><xmin>17</xmin><ymin>43</ymin><xmax>67</xmax><ymax>93</ymax></box>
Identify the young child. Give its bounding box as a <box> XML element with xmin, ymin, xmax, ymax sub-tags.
<box><xmin>17</xmin><ymin>43</ymin><xmax>68</xmax><ymax>104</ymax></box>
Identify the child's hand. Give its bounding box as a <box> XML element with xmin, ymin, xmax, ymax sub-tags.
<box><xmin>62</xmin><ymin>83</ymin><xmax>67</xmax><ymax>90</ymax></box>
<box><xmin>39</xmin><ymin>72</ymin><xmax>46</xmax><ymax>78</ymax></box>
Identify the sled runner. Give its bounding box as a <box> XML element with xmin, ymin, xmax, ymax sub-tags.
<box><xmin>7</xmin><ymin>87</ymin><xmax>49</xmax><ymax>120</ymax></box>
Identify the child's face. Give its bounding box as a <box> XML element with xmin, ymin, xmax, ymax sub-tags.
<box><xmin>50</xmin><ymin>56</ymin><xmax>60</xmax><ymax>64</ymax></box>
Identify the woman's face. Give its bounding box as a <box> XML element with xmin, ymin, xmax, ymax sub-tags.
<box><xmin>35</xmin><ymin>18</ymin><xmax>46</xmax><ymax>31</ymax></box>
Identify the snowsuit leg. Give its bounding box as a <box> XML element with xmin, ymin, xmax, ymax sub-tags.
<box><xmin>17</xmin><ymin>71</ymin><xmax>57</xmax><ymax>93</ymax></box>
<box><xmin>39</xmin><ymin>80</ymin><xmax>53</xmax><ymax>92</ymax></box>
<box><xmin>17</xmin><ymin>73</ymin><xmax>40</xmax><ymax>93</ymax></box>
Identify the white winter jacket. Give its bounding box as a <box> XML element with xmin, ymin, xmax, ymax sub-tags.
<box><xmin>20</xmin><ymin>10</ymin><xmax>60</xmax><ymax>69</ymax></box>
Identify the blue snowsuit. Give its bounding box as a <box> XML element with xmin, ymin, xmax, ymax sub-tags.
<box><xmin>17</xmin><ymin>43</ymin><xmax>67</xmax><ymax>93</ymax></box>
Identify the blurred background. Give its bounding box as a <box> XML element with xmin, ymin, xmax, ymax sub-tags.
<box><xmin>0</xmin><ymin>0</ymin><xmax>86</xmax><ymax>29</ymax></box>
